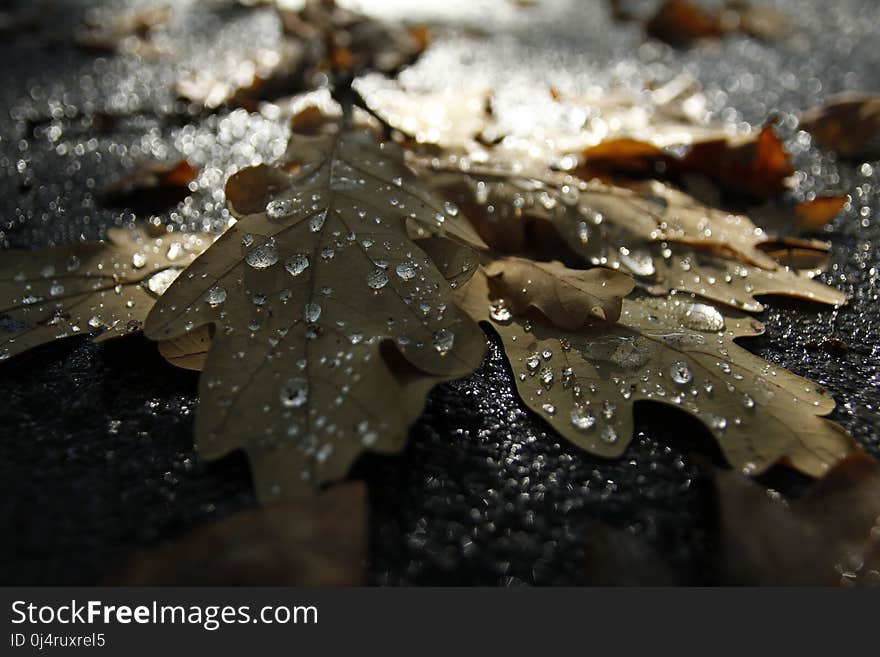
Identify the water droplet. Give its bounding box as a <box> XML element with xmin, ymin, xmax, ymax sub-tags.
<box><xmin>489</xmin><ymin>299</ymin><xmax>512</xmax><ymax>322</ymax></box>
<box><xmin>241</xmin><ymin>233</ymin><xmax>255</xmax><ymax>248</ymax></box>
<box><xmin>678</xmin><ymin>301</ymin><xmax>725</xmax><ymax>332</ymax></box>
<box><xmin>245</xmin><ymin>243</ymin><xmax>278</xmax><ymax>269</ymax></box>
<box><xmin>49</xmin><ymin>283</ymin><xmax>64</xmax><ymax>296</ymax></box>
<box><xmin>205</xmin><ymin>286</ymin><xmax>227</xmax><ymax>306</ymax></box>
<box><xmin>280</xmin><ymin>378</ymin><xmax>308</xmax><ymax>408</ymax></box>
<box><xmin>570</xmin><ymin>407</ymin><xmax>596</xmax><ymax>431</ymax></box>
<box><xmin>601</xmin><ymin>400</ymin><xmax>616</xmax><ymax>419</ymax></box>
<box><xmin>309</xmin><ymin>210</ymin><xmax>327</xmax><ymax>232</ymax></box>
<box><xmin>600</xmin><ymin>425</ymin><xmax>618</xmax><ymax>444</ymax></box>
<box><xmin>366</xmin><ymin>269</ymin><xmax>389</xmax><ymax>290</ymax></box>
<box><xmin>526</xmin><ymin>354</ymin><xmax>540</xmax><ymax>372</ymax></box>
<box><xmin>669</xmin><ymin>360</ymin><xmax>693</xmax><ymax>385</ymax></box>
<box><xmin>146</xmin><ymin>269</ymin><xmax>180</xmax><ymax>295</ymax></box>
<box><xmin>266</xmin><ymin>198</ymin><xmax>296</xmax><ymax>219</ymax></box>
<box><xmin>395</xmin><ymin>262</ymin><xmax>416</xmax><ymax>280</ymax></box>
<box><xmin>282</xmin><ymin>254</ymin><xmax>309</xmax><ymax>277</ymax></box>
<box><xmin>302</xmin><ymin>302</ymin><xmax>321</xmax><ymax>323</ymax></box>
<box><xmin>132</xmin><ymin>253</ymin><xmax>147</xmax><ymax>269</ymax></box>
<box><xmin>542</xmin><ymin>403</ymin><xmax>556</xmax><ymax>415</ymax></box>
<box><xmin>432</xmin><ymin>329</ymin><xmax>455</xmax><ymax>355</ymax></box>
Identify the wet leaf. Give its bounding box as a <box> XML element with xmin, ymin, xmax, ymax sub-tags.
<box><xmin>457</xmin><ymin>263</ymin><xmax>856</xmax><ymax>477</ymax></box>
<box><xmin>144</xmin><ymin>127</ymin><xmax>486</xmax><ymax>503</ymax></box>
<box><xmin>420</xmin><ymin>155</ymin><xmax>845</xmax><ymax>312</ymax></box>
<box><xmin>110</xmin><ymin>482</ymin><xmax>367</xmax><ymax>586</ymax></box>
<box><xmin>0</xmin><ymin>227</ymin><xmax>209</xmax><ymax>362</ymax></box>
<box><xmin>800</xmin><ymin>94</ymin><xmax>880</xmax><ymax>160</ymax></box>
<box><xmin>579</xmin><ymin>125</ymin><xmax>795</xmax><ymax>200</ymax></box>
<box><xmin>359</xmin><ymin>72</ymin><xmax>796</xmax><ymax>199</ymax></box>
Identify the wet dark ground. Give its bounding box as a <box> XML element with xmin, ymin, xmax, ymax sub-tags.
<box><xmin>0</xmin><ymin>0</ymin><xmax>878</xmax><ymax>585</ymax></box>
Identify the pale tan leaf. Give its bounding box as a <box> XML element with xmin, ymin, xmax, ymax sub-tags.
<box><xmin>420</xmin><ymin>155</ymin><xmax>846</xmax><ymax>312</ymax></box>
<box><xmin>457</xmin><ymin>265</ymin><xmax>856</xmax><ymax>477</ymax></box>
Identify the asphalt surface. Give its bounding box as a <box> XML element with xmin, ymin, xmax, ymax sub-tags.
<box><xmin>0</xmin><ymin>0</ymin><xmax>878</xmax><ymax>585</ymax></box>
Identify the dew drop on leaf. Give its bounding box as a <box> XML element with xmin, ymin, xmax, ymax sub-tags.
<box><xmin>669</xmin><ymin>360</ymin><xmax>693</xmax><ymax>385</ymax></box>
<box><xmin>245</xmin><ymin>243</ymin><xmax>279</xmax><ymax>269</ymax></box>
<box><xmin>489</xmin><ymin>299</ymin><xmax>512</xmax><ymax>323</ymax></box>
<box><xmin>366</xmin><ymin>268</ymin><xmax>389</xmax><ymax>289</ymax></box>
<box><xmin>432</xmin><ymin>328</ymin><xmax>455</xmax><ymax>355</ymax></box>
<box><xmin>678</xmin><ymin>301</ymin><xmax>725</xmax><ymax>332</ymax></box>
<box><xmin>302</xmin><ymin>302</ymin><xmax>321</xmax><ymax>323</ymax></box>
<box><xmin>280</xmin><ymin>377</ymin><xmax>308</xmax><ymax>408</ymax></box>
<box><xmin>395</xmin><ymin>261</ymin><xmax>416</xmax><ymax>280</ymax></box>
<box><xmin>204</xmin><ymin>286</ymin><xmax>227</xmax><ymax>306</ymax></box>
<box><xmin>285</xmin><ymin>254</ymin><xmax>310</xmax><ymax>277</ymax></box>
<box><xmin>570</xmin><ymin>407</ymin><xmax>596</xmax><ymax>431</ymax></box>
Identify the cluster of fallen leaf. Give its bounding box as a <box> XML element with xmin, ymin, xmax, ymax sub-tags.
<box><xmin>4</xmin><ymin>0</ymin><xmax>880</xmax><ymax>585</ymax></box>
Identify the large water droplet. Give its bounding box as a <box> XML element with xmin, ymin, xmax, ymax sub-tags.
<box><xmin>266</xmin><ymin>198</ymin><xmax>296</xmax><ymax>219</ymax></box>
<box><xmin>669</xmin><ymin>360</ymin><xmax>693</xmax><ymax>385</ymax></box>
<box><xmin>366</xmin><ymin>269</ymin><xmax>389</xmax><ymax>290</ymax></box>
<box><xmin>678</xmin><ymin>301</ymin><xmax>725</xmax><ymax>332</ymax></box>
<box><xmin>489</xmin><ymin>299</ymin><xmax>512</xmax><ymax>323</ymax></box>
<box><xmin>395</xmin><ymin>261</ymin><xmax>416</xmax><ymax>280</ymax></box>
<box><xmin>205</xmin><ymin>286</ymin><xmax>227</xmax><ymax>306</ymax></box>
<box><xmin>245</xmin><ymin>243</ymin><xmax>279</xmax><ymax>269</ymax></box>
<box><xmin>570</xmin><ymin>407</ymin><xmax>596</xmax><ymax>431</ymax></box>
<box><xmin>285</xmin><ymin>254</ymin><xmax>309</xmax><ymax>277</ymax></box>
<box><xmin>302</xmin><ymin>302</ymin><xmax>321</xmax><ymax>323</ymax></box>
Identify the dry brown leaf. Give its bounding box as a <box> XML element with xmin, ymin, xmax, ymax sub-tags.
<box><xmin>0</xmin><ymin>227</ymin><xmax>210</xmax><ymax>361</ymax></box>
<box><xmin>144</xmin><ymin>127</ymin><xmax>486</xmax><ymax>503</ymax></box>
<box><xmin>579</xmin><ymin>125</ymin><xmax>795</xmax><ymax>200</ymax></box>
<box><xmin>358</xmin><ymin>73</ymin><xmax>794</xmax><ymax>199</ymax></box>
<box><xmin>641</xmin><ymin>0</ymin><xmax>788</xmax><ymax>46</ymax></box>
<box><xmin>109</xmin><ymin>482</ymin><xmax>367</xmax><ymax>586</ymax></box>
<box><xmin>419</xmin><ymin>154</ymin><xmax>845</xmax><ymax>312</ymax></box>
<box><xmin>74</xmin><ymin>4</ymin><xmax>172</xmax><ymax>58</ymax></box>
<box><xmin>712</xmin><ymin>453</ymin><xmax>880</xmax><ymax>585</ymax></box>
<box><xmin>800</xmin><ymin>94</ymin><xmax>880</xmax><ymax>160</ymax></box>
<box><xmin>457</xmin><ymin>264</ymin><xmax>856</xmax><ymax>477</ymax></box>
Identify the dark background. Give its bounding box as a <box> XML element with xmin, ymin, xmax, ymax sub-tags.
<box><xmin>0</xmin><ymin>0</ymin><xmax>878</xmax><ymax>585</ymax></box>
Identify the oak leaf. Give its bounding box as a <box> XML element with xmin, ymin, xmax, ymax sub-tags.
<box><xmin>0</xmin><ymin>227</ymin><xmax>209</xmax><ymax>362</ymax></box>
<box><xmin>456</xmin><ymin>262</ymin><xmax>856</xmax><ymax>477</ymax></box>
<box><xmin>144</xmin><ymin>127</ymin><xmax>486</xmax><ymax>502</ymax></box>
<box><xmin>420</xmin><ymin>155</ymin><xmax>846</xmax><ymax>312</ymax></box>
